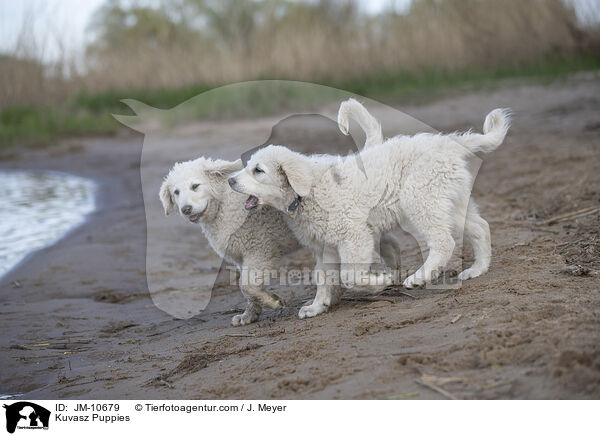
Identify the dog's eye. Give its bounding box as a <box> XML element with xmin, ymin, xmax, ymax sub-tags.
<box><xmin>191</xmin><ymin>184</ymin><xmax>199</xmax><ymax>191</ymax></box>
<box><xmin>174</xmin><ymin>190</ymin><xmax>179</xmax><ymax>196</ymax></box>
<box><xmin>253</xmin><ymin>166</ymin><xmax>264</xmax><ymax>175</ymax></box>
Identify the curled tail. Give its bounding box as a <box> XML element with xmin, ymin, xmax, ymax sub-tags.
<box><xmin>456</xmin><ymin>108</ymin><xmax>511</xmax><ymax>153</ymax></box>
<box><xmin>337</xmin><ymin>98</ymin><xmax>383</xmax><ymax>149</ymax></box>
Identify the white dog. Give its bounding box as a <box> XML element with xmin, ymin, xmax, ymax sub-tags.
<box><xmin>160</xmin><ymin>157</ymin><xmax>299</xmax><ymax>325</ymax></box>
<box><xmin>159</xmin><ymin>100</ymin><xmax>402</xmax><ymax>323</ymax></box>
<box><xmin>229</xmin><ymin>104</ymin><xmax>510</xmax><ymax>318</ymax></box>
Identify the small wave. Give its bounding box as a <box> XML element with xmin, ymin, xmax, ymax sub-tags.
<box><xmin>0</xmin><ymin>170</ymin><xmax>96</xmax><ymax>278</ymax></box>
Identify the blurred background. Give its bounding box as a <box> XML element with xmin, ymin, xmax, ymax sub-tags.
<box><xmin>1</xmin><ymin>0</ymin><xmax>600</xmax><ymax>147</ymax></box>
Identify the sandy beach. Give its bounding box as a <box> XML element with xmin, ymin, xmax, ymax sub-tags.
<box><xmin>1</xmin><ymin>76</ymin><xmax>599</xmax><ymax>399</ymax></box>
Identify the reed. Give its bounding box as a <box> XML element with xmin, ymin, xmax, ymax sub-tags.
<box><xmin>1</xmin><ymin>0</ymin><xmax>599</xmax><ymax>147</ymax></box>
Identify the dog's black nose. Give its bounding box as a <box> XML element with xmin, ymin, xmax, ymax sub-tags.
<box><xmin>228</xmin><ymin>177</ymin><xmax>237</xmax><ymax>187</ymax></box>
<box><xmin>181</xmin><ymin>205</ymin><xmax>192</xmax><ymax>215</ymax></box>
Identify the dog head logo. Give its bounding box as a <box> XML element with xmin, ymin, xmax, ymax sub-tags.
<box><xmin>3</xmin><ymin>402</ymin><xmax>50</xmax><ymax>433</ymax></box>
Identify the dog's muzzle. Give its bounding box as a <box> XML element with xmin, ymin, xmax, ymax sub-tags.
<box><xmin>188</xmin><ymin>212</ymin><xmax>202</xmax><ymax>223</ymax></box>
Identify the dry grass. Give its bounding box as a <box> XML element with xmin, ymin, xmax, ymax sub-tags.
<box><xmin>1</xmin><ymin>0</ymin><xmax>599</xmax><ymax>109</ymax></box>
<box><xmin>81</xmin><ymin>0</ymin><xmax>600</xmax><ymax>91</ymax></box>
<box><xmin>1</xmin><ymin>0</ymin><xmax>599</xmax><ymax>147</ymax></box>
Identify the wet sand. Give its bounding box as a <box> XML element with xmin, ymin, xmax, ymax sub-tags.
<box><xmin>1</xmin><ymin>75</ymin><xmax>599</xmax><ymax>399</ymax></box>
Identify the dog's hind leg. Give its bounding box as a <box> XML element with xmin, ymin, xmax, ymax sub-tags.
<box><xmin>232</xmin><ymin>300</ymin><xmax>262</xmax><ymax>326</ymax></box>
<box><xmin>338</xmin><ymin>233</ymin><xmax>393</xmax><ymax>292</ymax></box>
<box><xmin>403</xmin><ymin>224</ymin><xmax>455</xmax><ymax>289</ymax></box>
<box><xmin>379</xmin><ymin>232</ymin><xmax>402</xmax><ymax>272</ymax></box>
<box><xmin>458</xmin><ymin>200</ymin><xmax>491</xmax><ymax>281</ymax></box>
<box><xmin>233</xmin><ymin>263</ymin><xmax>285</xmax><ymax>326</ymax></box>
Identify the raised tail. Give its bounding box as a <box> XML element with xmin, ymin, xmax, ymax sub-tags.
<box><xmin>456</xmin><ymin>108</ymin><xmax>511</xmax><ymax>153</ymax></box>
<box><xmin>337</xmin><ymin>98</ymin><xmax>384</xmax><ymax>149</ymax></box>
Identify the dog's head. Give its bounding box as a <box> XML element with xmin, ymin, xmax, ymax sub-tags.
<box><xmin>228</xmin><ymin>145</ymin><xmax>313</xmax><ymax>213</ymax></box>
<box><xmin>159</xmin><ymin>157</ymin><xmax>242</xmax><ymax>223</ymax></box>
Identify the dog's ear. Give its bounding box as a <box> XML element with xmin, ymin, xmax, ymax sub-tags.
<box><xmin>280</xmin><ymin>158</ymin><xmax>312</xmax><ymax>198</ymax></box>
<box><xmin>159</xmin><ymin>179</ymin><xmax>175</xmax><ymax>215</ymax></box>
<box><xmin>205</xmin><ymin>159</ymin><xmax>243</xmax><ymax>179</ymax></box>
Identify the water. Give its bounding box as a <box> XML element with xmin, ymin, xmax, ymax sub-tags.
<box><xmin>0</xmin><ymin>170</ymin><xmax>96</xmax><ymax>278</ymax></box>
<box><xmin>0</xmin><ymin>393</ymin><xmax>22</xmax><ymax>400</ymax></box>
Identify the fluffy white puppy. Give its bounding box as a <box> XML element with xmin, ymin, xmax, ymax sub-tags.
<box><xmin>159</xmin><ymin>100</ymin><xmax>402</xmax><ymax>323</ymax></box>
<box><xmin>160</xmin><ymin>157</ymin><xmax>300</xmax><ymax>326</ymax></box>
<box><xmin>229</xmin><ymin>106</ymin><xmax>510</xmax><ymax>318</ymax></box>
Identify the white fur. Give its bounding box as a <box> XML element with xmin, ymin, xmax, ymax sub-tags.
<box><xmin>337</xmin><ymin>98</ymin><xmax>384</xmax><ymax>147</ymax></box>
<box><xmin>159</xmin><ymin>157</ymin><xmax>300</xmax><ymax>326</ymax></box>
<box><xmin>159</xmin><ymin>100</ymin><xmax>404</xmax><ymax>323</ymax></box>
<box><xmin>230</xmin><ymin>107</ymin><xmax>510</xmax><ymax>318</ymax></box>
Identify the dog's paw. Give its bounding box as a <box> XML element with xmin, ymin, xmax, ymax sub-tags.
<box><xmin>403</xmin><ymin>273</ymin><xmax>425</xmax><ymax>289</ymax></box>
<box><xmin>298</xmin><ymin>303</ymin><xmax>328</xmax><ymax>319</ymax></box>
<box><xmin>269</xmin><ymin>294</ymin><xmax>286</xmax><ymax>310</ymax></box>
<box><xmin>457</xmin><ymin>267</ymin><xmax>485</xmax><ymax>281</ymax></box>
<box><xmin>231</xmin><ymin>311</ymin><xmax>259</xmax><ymax>326</ymax></box>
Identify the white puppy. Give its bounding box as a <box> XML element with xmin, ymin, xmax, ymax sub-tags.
<box><xmin>160</xmin><ymin>100</ymin><xmax>402</xmax><ymax>323</ymax></box>
<box><xmin>229</xmin><ymin>106</ymin><xmax>510</xmax><ymax>318</ymax></box>
<box><xmin>160</xmin><ymin>157</ymin><xmax>300</xmax><ymax>326</ymax></box>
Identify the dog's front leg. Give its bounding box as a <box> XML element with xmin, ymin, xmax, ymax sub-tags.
<box><xmin>299</xmin><ymin>248</ymin><xmax>341</xmax><ymax>319</ymax></box>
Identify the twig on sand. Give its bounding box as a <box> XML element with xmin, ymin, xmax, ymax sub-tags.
<box><xmin>16</xmin><ymin>354</ymin><xmax>61</xmax><ymax>360</ymax></box>
<box><xmin>398</xmin><ymin>291</ymin><xmax>417</xmax><ymax>299</ymax></box>
<box><xmin>451</xmin><ymin>314</ymin><xmax>462</xmax><ymax>324</ymax></box>
<box><xmin>530</xmin><ymin>227</ymin><xmax>560</xmax><ymax>234</ymax></box>
<box><xmin>379</xmin><ymin>287</ymin><xmax>417</xmax><ymax>299</ymax></box>
<box><xmin>12</xmin><ymin>340</ymin><xmax>92</xmax><ymax>352</ymax></box>
<box><xmin>342</xmin><ymin>296</ymin><xmax>397</xmax><ymax>303</ymax></box>
<box><xmin>422</xmin><ymin>374</ymin><xmax>463</xmax><ymax>385</ymax></box>
<box><xmin>185</xmin><ymin>340</ymin><xmax>204</xmax><ymax>346</ymax></box>
<box><xmin>147</xmin><ymin>324</ymin><xmax>187</xmax><ymax>337</ymax></box>
<box><xmin>415</xmin><ymin>379</ymin><xmax>459</xmax><ymax>400</ymax></box>
<box><xmin>536</xmin><ymin>206</ymin><xmax>600</xmax><ymax>226</ymax></box>
<box><xmin>387</xmin><ymin>392</ymin><xmax>421</xmax><ymax>400</ymax></box>
<box><xmin>184</xmin><ymin>333</ymin><xmax>256</xmax><ymax>346</ymax></box>
<box><xmin>154</xmin><ymin>379</ymin><xmax>174</xmax><ymax>389</ymax></box>
<box><xmin>357</xmin><ymin>350</ymin><xmax>422</xmax><ymax>358</ymax></box>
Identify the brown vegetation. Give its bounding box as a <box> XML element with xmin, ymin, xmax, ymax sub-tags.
<box><xmin>1</xmin><ymin>0</ymin><xmax>599</xmax><ymax>110</ymax></box>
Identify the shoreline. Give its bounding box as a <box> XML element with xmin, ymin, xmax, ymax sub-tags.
<box><xmin>0</xmin><ymin>135</ymin><xmax>145</xmax><ymax>289</ymax></box>
<box><xmin>0</xmin><ymin>168</ymin><xmax>98</xmax><ymax>281</ymax></box>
